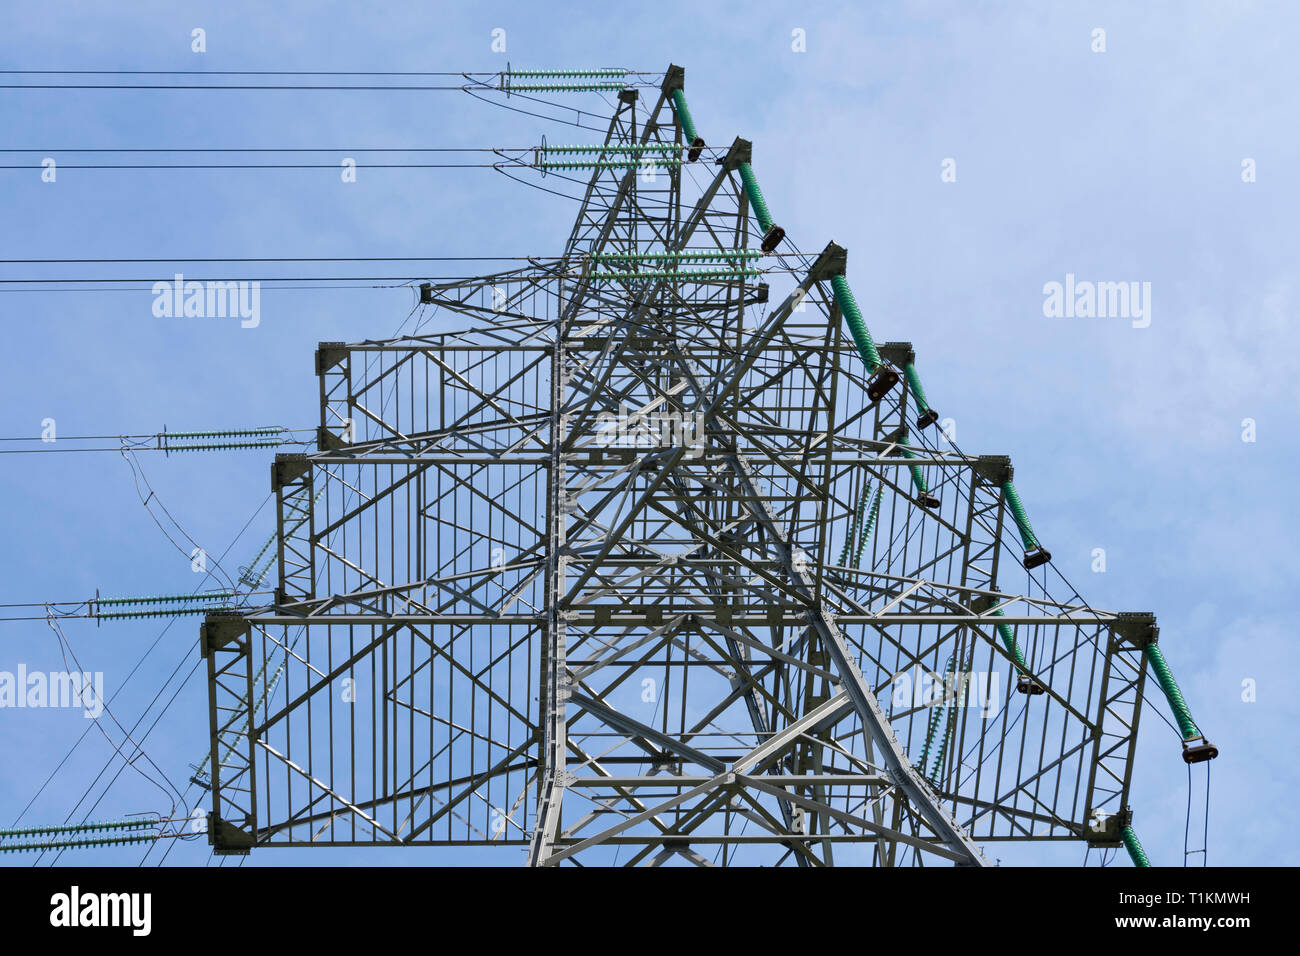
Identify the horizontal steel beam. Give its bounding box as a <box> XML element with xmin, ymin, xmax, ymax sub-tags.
<box><xmin>246</xmin><ymin>612</ymin><xmax>1115</xmax><ymax>627</ymax></box>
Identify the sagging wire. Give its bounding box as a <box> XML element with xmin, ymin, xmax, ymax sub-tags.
<box><xmin>1185</xmin><ymin>759</ymin><xmax>1211</xmax><ymax>866</ymax></box>
<box><xmin>10</xmin><ymin>492</ymin><xmax>273</xmax><ymax>863</ymax></box>
<box><xmin>35</xmin><ymin>611</ymin><xmax>185</xmax><ymax>863</ymax></box>
<box><xmin>118</xmin><ymin>446</ymin><xmax>237</xmax><ymax>594</ymax></box>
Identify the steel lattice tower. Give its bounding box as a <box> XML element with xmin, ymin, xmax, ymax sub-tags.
<box><xmin>200</xmin><ymin>65</ymin><xmax>1214</xmax><ymax>866</ymax></box>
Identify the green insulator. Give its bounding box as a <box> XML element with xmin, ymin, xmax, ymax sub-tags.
<box><xmin>918</xmin><ymin>701</ymin><xmax>945</xmax><ymax>777</ymax></box>
<box><xmin>1121</xmin><ymin>824</ymin><xmax>1151</xmax><ymax>867</ymax></box>
<box><xmin>991</xmin><ymin>610</ymin><xmax>1029</xmax><ymax>672</ymax></box>
<box><xmin>97</xmin><ymin>818</ymin><xmax>154</xmax><ymax>832</ymax></box>
<box><xmin>98</xmin><ymin>594</ymin><xmax>147</xmax><ymax>607</ymax></box>
<box><xmin>829</xmin><ymin>274</ymin><xmax>882</xmax><ymax>372</ymax></box>
<box><xmin>167</xmin><ymin>440</ymin><xmax>281</xmax><ymax>452</ymax></box>
<box><xmin>836</xmin><ymin>526</ymin><xmax>851</xmax><ymax>569</ymax></box>
<box><xmin>854</xmin><ymin>486</ymin><xmax>882</xmax><ymax>569</ymax></box>
<box><xmin>0</xmin><ymin>833</ymin><xmax>158</xmax><ymax>854</ymax></box>
<box><xmin>540</xmin><ymin>158</ymin><xmax>680</xmax><ymax>169</ymax></box>
<box><xmin>510</xmin><ymin>82</ymin><xmax>624</xmax><ymax>92</ymax></box>
<box><xmin>100</xmin><ymin>591</ymin><xmax>232</xmax><ymax>608</ymax></box>
<box><xmin>838</xmin><ymin>481</ymin><xmax>872</xmax><ymax>567</ymax></box>
<box><xmin>897</xmin><ymin>434</ymin><xmax>928</xmax><ymax>494</ymax></box>
<box><xmin>511</xmin><ymin>69</ymin><xmax>625</xmax><ymax>79</ymax></box>
<box><xmin>592</xmin><ymin>250</ymin><xmax>757</xmax><ymax>263</ymax></box>
<box><xmin>1146</xmin><ymin>644</ymin><xmax>1201</xmax><ymax>740</ymax></box>
<box><xmin>999</xmin><ymin>481</ymin><xmax>1041</xmax><ymax>551</ymax></box>
<box><xmin>169</xmin><ymin>427</ymin><xmax>279</xmax><ymax>440</ymax></box>
<box><xmin>930</xmin><ymin>685</ymin><xmax>960</xmax><ymax>784</ymax></box>
<box><xmin>903</xmin><ymin>362</ymin><xmax>931</xmax><ymax>414</ymax></box>
<box><xmin>736</xmin><ymin>162</ymin><xmax>774</xmax><ymax>233</ymax></box>
<box><xmin>550</xmin><ymin>143</ymin><xmax>681</xmax><ymax>154</ymax></box>
<box><xmin>918</xmin><ymin>706</ymin><xmax>944</xmax><ymax>778</ymax></box>
<box><xmin>670</xmin><ymin>89</ymin><xmax>698</xmax><ymax>143</ymax></box>
<box><xmin>245</xmin><ymin>553</ymin><xmax>276</xmax><ymax>588</ymax></box>
<box><xmin>0</xmin><ymin>818</ymin><xmax>155</xmax><ymax>840</ymax></box>
<box><xmin>592</xmin><ymin>269</ymin><xmax>757</xmax><ymax>282</ymax></box>
<box><xmin>99</xmin><ymin>606</ymin><xmax>228</xmax><ymax>620</ymax></box>
<box><xmin>908</xmin><ymin>464</ymin><xmax>926</xmax><ymax>492</ymax></box>
<box><xmin>242</xmin><ymin>532</ymin><xmax>277</xmax><ymax>585</ymax></box>
<box><xmin>918</xmin><ymin>656</ymin><xmax>957</xmax><ymax>779</ymax></box>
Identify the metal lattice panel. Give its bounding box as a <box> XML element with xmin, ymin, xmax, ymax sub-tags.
<box><xmin>203</xmin><ymin>70</ymin><xmax>1157</xmax><ymax>866</ymax></box>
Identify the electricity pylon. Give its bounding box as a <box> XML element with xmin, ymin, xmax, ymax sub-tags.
<box><xmin>201</xmin><ymin>65</ymin><xmax>1213</xmax><ymax>866</ymax></box>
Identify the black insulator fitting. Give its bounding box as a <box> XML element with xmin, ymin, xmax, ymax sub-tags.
<box><xmin>866</xmin><ymin>366</ymin><xmax>899</xmax><ymax>403</ymax></box>
<box><xmin>1023</xmin><ymin>547</ymin><xmax>1052</xmax><ymax>570</ymax></box>
<box><xmin>917</xmin><ymin>492</ymin><xmax>941</xmax><ymax>510</ymax></box>
<box><xmin>687</xmin><ymin>136</ymin><xmax>705</xmax><ymax>163</ymax></box>
<box><xmin>760</xmin><ymin>224</ymin><xmax>785</xmax><ymax>253</ymax></box>
<box><xmin>1182</xmin><ymin>738</ymin><xmax>1219</xmax><ymax>763</ymax></box>
<box><xmin>1016</xmin><ymin>675</ymin><xmax>1046</xmax><ymax>695</ymax></box>
<box><xmin>917</xmin><ymin>408</ymin><xmax>940</xmax><ymax>429</ymax></box>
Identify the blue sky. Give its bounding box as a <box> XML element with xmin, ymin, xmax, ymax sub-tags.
<box><xmin>0</xmin><ymin>0</ymin><xmax>1295</xmax><ymax>866</ymax></box>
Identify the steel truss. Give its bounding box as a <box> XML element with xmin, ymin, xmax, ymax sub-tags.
<box><xmin>203</xmin><ymin>68</ymin><xmax>1154</xmax><ymax>866</ymax></box>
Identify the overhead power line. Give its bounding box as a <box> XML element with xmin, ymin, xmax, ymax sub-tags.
<box><xmin>0</xmin><ymin>162</ymin><xmax>536</xmax><ymax>169</ymax></box>
<box><xmin>0</xmin><ymin>284</ymin><xmax>409</xmax><ymax>294</ymax></box>
<box><xmin>0</xmin><ymin>146</ymin><xmax>532</xmax><ymax>152</ymax></box>
<box><xmin>0</xmin><ymin>255</ymin><xmax>564</xmax><ymax>263</ymax></box>
<box><xmin>0</xmin><ymin>274</ymin><xmax>557</xmax><ymax>283</ymax></box>
<box><xmin>0</xmin><ymin>253</ymin><xmax>728</xmax><ymax>264</ymax></box>
<box><xmin>0</xmin><ymin>425</ymin><xmax>316</xmax><ymax>454</ymax></box>
<box><xmin>0</xmin><ymin>69</ymin><xmax>652</xmax><ymax>76</ymax></box>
